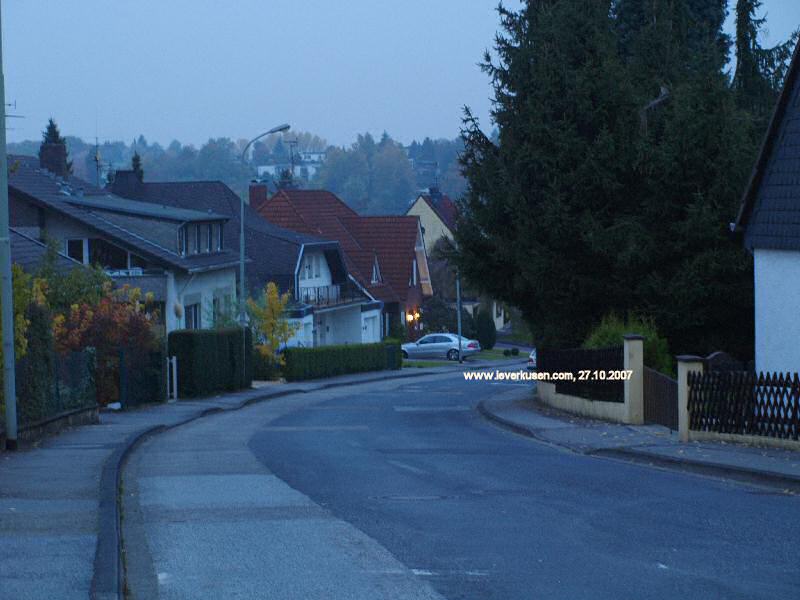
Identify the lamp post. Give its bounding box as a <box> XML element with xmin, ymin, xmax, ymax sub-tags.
<box><xmin>456</xmin><ymin>268</ymin><xmax>463</xmax><ymax>364</ymax></box>
<box><xmin>237</xmin><ymin>124</ymin><xmax>290</xmax><ymax>384</ymax></box>
<box><xmin>0</xmin><ymin>4</ymin><xmax>18</xmax><ymax>450</ymax></box>
<box><xmin>238</xmin><ymin>124</ymin><xmax>290</xmax><ymax>321</ymax></box>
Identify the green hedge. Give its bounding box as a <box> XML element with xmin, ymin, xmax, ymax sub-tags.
<box><xmin>282</xmin><ymin>341</ymin><xmax>401</xmax><ymax>382</ymax></box>
<box><xmin>168</xmin><ymin>327</ymin><xmax>252</xmax><ymax>397</ymax></box>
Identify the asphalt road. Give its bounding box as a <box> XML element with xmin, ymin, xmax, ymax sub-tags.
<box><xmin>124</xmin><ymin>371</ymin><xmax>800</xmax><ymax>599</ymax></box>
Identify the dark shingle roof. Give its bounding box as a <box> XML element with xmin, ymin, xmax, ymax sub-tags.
<box><xmin>735</xmin><ymin>42</ymin><xmax>800</xmax><ymax>251</ymax></box>
<box><xmin>8</xmin><ymin>155</ymin><xmax>238</xmax><ymax>274</ymax></box>
<box><xmin>10</xmin><ymin>227</ymin><xmax>80</xmax><ymax>274</ymax></box>
<box><xmin>110</xmin><ymin>178</ymin><xmax>337</xmax><ymax>292</ymax></box>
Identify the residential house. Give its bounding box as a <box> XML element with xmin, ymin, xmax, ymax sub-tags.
<box><xmin>9</xmin><ymin>153</ymin><xmax>238</xmax><ymax>333</ymax></box>
<box><xmin>110</xmin><ymin>176</ymin><xmax>383</xmax><ymax>346</ymax></box>
<box><xmin>407</xmin><ymin>187</ymin><xmax>508</xmax><ymax>331</ymax></box>
<box><xmin>254</xmin><ymin>188</ymin><xmax>433</xmax><ymax>337</ymax></box>
<box><xmin>733</xmin><ymin>44</ymin><xmax>800</xmax><ymax>373</ymax></box>
<box><xmin>9</xmin><ymin>226</ymin><xmax>81</xmax><ymax>274</ymax></box>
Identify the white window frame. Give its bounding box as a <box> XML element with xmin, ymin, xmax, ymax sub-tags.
<box><xmin>178</xmin><ymin>227</ymin><xmax>187</xmax><ymax>256</ymax></box>
<box><xmin>185</xmin><ymin>303</ymin><xmax>201</xmax><ymax>330</ymax></box>
<box><xmin>65</xmin><ymin>238</ymin><xmax>89</xmax><ymax>265</ymax></box>
<box><xmin>371</xmin><ymin>257</ymin><xmax>382</xmax><ymax>284</ymax></box>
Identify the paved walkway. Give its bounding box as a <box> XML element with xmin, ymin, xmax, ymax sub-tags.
<box><xmin>480</xmin><ymin>392</ymin><xmax>800</xmax><ymax>488</ymax></box>
<box><xmin>0</xmin><ymin>366</ymin><xmax>463</xmax><ymax>600</ymax></box>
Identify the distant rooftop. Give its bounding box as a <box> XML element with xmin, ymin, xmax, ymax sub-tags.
<box><xmin>65</xmin><ymin>194</ymin><xmax>228</xmax><ymax>223</ymax></box>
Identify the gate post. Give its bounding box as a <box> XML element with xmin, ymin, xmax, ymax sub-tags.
<box><xmin>677</xmin><ymin>355</ymin><xmax>704</xmax><ymax>442</ymax></box>
<box><xmin>623</xmin><ymin>334</ymin><xmax>645</xmax><ymax>424</ymax></box>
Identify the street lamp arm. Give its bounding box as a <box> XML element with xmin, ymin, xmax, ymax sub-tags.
<box><xmin>240</xmin><ymin>124</ymin><xmax>291</xmax><ymax>164</ymax></box>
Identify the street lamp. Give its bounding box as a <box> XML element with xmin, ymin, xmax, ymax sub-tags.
<box><xmin>238</xmin><ymin>123</ymin><xmax>290</xmax><ymax>323</ymax></box>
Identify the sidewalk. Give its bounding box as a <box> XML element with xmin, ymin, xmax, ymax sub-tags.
<box><xmin>0</xmin><ymin>366</ymin><xmax>457</xmax><ymax>600</ymax></box>
<box><xmin>480</xmin><ymin>392</ymin><xmax>800</xmax><ymax>491</ymax></box>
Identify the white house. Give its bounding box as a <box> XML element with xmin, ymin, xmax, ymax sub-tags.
<box><xmin>733</xmin><ymin>44</ymin><xmax>800</xmax><ymax>374</ymax></box>
<box><xmin>287</xmin><ymin>245</ymin><xmax>383</xmax><ymax>347</ymax></box>
<box><xmin>9</xmin><ymin>153</ymin><xmax>238</xmax><ymax>334</ymax></box>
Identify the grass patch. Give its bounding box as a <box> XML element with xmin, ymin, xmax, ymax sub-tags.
<box><xmin>478</xmin><ymin>348</ymin><xmax>525</xmax><ymax>361</ymax></box>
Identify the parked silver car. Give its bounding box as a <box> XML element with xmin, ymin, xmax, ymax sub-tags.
<box><xmin>402</xmin><ymin>333</ymin><xmax>481</xmax><ymax>361</ymax></box>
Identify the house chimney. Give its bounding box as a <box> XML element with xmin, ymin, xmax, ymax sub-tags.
<box><xmin>39</xmin><ymin>143</ymin><xmax>69</xmax><ymax>177</ymax></box>
<box><xmin>249</xmin><ymin>180</ymin><xmax>269</xmax><ymax>209</ymax></box>
<box><xmin>110</xmin><ymin>169</ymin><xmax>144</xmax><ymax>199</ymax></box>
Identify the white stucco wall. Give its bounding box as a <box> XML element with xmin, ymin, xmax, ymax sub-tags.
<box><xmin>286</xmin><ymin>314</ymin><xmax>314</xmax><ymax>348</ymax></box>
<box><xmin>360</xmin><ymin>309</ymin><xmax>382</xmax><ymax>343</ymax></box>
<box><xmin>298</xmin><ymin>249</ymin><xmax>332</xmax><ymax>288</ymax></box>
<box><xmin>168</xmin><ymin>268</ymin><xmax>237</xmax><ymax>333</ymax></box>
<box><xmin>754</xmin><ymin>248</ymin><xmax>800</xmax><ymax>373</ymax></box>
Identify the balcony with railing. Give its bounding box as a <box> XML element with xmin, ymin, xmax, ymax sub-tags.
<box><xmin>298</xmin><ymin>283</ymin><xmax>363</xmax><ymax>307</ymax></box>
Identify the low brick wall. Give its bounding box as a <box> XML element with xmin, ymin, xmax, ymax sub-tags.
<box><xmin>0</xmin><ymin>405</ymin><xmax>99</xmax><ymax>451</ymax></box>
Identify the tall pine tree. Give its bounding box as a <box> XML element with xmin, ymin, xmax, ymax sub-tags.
<box><xmin>456</xmin><ymin>0</ymin><xmax>641</xmax><ymax>347</ymax></box>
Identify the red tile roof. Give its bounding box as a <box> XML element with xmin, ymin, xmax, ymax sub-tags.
<box><xmin>418</xmin><ymin>192</ymin><xmax>459</xmax><ymax>232</ymax></box>
<box><xmin>258</xmin><ymin>189</ymin><xmax>429</xmax><ymax>305</ymax></box>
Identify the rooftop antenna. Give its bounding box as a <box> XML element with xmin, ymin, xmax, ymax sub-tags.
<box><xmin>94</xmin><ymin>137</ymin><xmax>102</xmax><ymax>187</ymax></box>
<box><xmin>286</xmin><ymin>138</ymin><xmax>299</xmax><ymax>176</ymax></box>
<box><xmin>4</xmin><ymin>100</ymin><xmax>24</xmax><ymax>132</ymax></box>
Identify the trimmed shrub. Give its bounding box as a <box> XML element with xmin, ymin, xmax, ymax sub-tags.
<box><xmin>283</xmin><ymin>341</ymin><xmax>401</xmax><ymax>382</ymax></box>
<box><xmin>475</xmin><ymin>309</ymin><xmax>497</xmax><ymax>350</ymax></box>
<box><xmin>168</xmin><ymin>327</ymin><xmax>253</xmax><ymax>397</ymax></box>
<box><xmin>503</xmin><ymin>348</ymin><xmax>511</xmax><ymax>356</ymax></box>
<box><xmin>583</xmin><ymin>313</ymin><xmax>672</xmax><ymax>376</ymax></box>
<box><xmin>511</xmin><ymin>347</ymin><xmax>519</xmax><ymax>356</ymax></box>
<box><xmin>253</xmin><ymin>348</ymin><xmax>281</xmax><ymax>381</ymax></box>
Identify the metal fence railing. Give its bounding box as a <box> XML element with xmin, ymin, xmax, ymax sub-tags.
<box><xmin>538</xmin><ymin>346</ymin><xmax>625</xmax><ymax>403</ymax></box>
<box><xmin>0</xmin><ymin>349</ymin><xmax>97</xmax><ymax>433</ymax></box>
<box><xmin>643</xmin><ymin>366</ymin><xmax>678</xmax><ymax>429</ymax></box>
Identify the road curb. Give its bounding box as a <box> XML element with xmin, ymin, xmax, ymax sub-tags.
<box><xmin>95</xmin><ymin>365</ymin><xmax>486</xmax><ymax>599</ymax></box>
<box><xmin>477</xmin><ymin>399</ymin><xmax>800</xmax><ymax>493</ymax></box>
<box><xmin>590</xmin><ymin>447</ymin><xmax>800</xmax><ymax>492</ymax></box>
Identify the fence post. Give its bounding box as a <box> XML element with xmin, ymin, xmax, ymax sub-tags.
<box><xmin>623</xmin><ymin>334</ymin><xmax>645</xmax><ymax>425</ymax></box>
<box><xmin>172</xmin><ymin>356</ymin><xmax>178</xmax><ymax>401</ymax></box>
<box><xmin>677</xmin><ymin>355</ymin><xmax>704</xmax><ymax>442</ymax></box>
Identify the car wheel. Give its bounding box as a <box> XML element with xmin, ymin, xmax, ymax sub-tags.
<box><xmin>402</xmin><ymin>350</ymin><xmax>409</xmax><ymax>359</ymax></box>
<box><xmin>447</xmin><ymin>349</ymin><xmax>459</xmax><ymax>361</ymax></box>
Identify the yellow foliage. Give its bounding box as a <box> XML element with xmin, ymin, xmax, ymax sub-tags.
<box><xmin>0</xmin><ymin>265</ymin><xmax>33</xmax><ymax>360</ymax></box>
<box><xmin>247</xmin><ymin>282</ymin><xmax>299</xmax><ymax>367</ymax></box>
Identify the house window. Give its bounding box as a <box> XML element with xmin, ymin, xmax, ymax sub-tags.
<box><xmin>66</xmin><ymin>239</ymin><xmax>85</xmax><ymax>264</ymax></box>
<box><xmin>314</xmin><ymin>255</ymin><xmax>320</xmax><ymax>278</ymax></box>
<box><xmin>89</xmin><ymin>238</ymin><xmax>127</xmax><ymax>270</ymax></box>
<box><xmin>212</xmin><ymin>297</ymin><xmax>221</xmax><ymax>323</ymax></box>
<box><xmin>217</xmin><ymin>224</ymin><xmax>224</xmax><ymax>251</ymax></box>
<box><xmin>371</xmin><ymin>258</ymin><xmax>381</xmax><ymax>284</ymax></box>
<box><xmin>185</xmin><ymin>303</ymin><xmax>201</xmax><ymax>330</ymax></box>
<box><xmin>206</xmin><ymin>224</ymin><xmax>213</xmax><ymax>253</ymax></box>
<box><xmin>193</xmin><ymin>224</ymin><xmax>201</xmax><ymax>254</ymax></box>
<box><xmin>412</xmin><ymin>259</ymin><xmax>418</xmax><ymax>286</ymax></box>
<box><xmin>178</xmin><ymin>227</ymin><xmax>187</xmax><ymax>256</ymax></box>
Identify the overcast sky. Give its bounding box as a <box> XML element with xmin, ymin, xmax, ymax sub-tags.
<box><xmin>3</xmin><ymin>1</ymin><xmax>799</xmax><ymax>147</ymax></box>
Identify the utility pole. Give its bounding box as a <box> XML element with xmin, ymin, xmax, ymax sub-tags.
<box><xmin>0</xmin><ymin>3</ymin><xmax>19</xmax><ymax>450</ymax></box>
